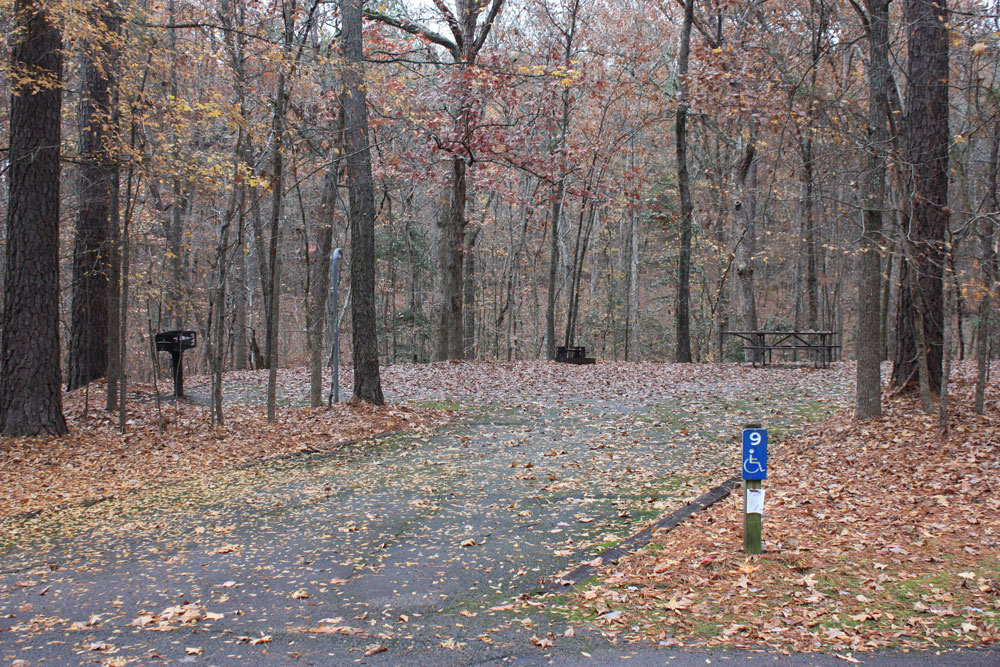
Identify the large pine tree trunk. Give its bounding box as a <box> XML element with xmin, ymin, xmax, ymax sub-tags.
<box><xmin>342</xmin><ymin>0</ymin><xmax>383</xmax><ymax>404</ymax></box>
<box><xmin>1</xmin><ymin>0</ymin><xmax>67</xmax><ymax>436</ymax></box>
<box><xmin>856</xmin><ymin>0</ymin><xmax>890</xmax><ymax>420</ymax></box>
<box><xmin>892</xmin><ymin>0</ymin><xmax>949</xmax><ymax>393</ymax></box>
<box><xmin>68</xmin><ymin>1</ymin><xmax>118</xmax><ymax>391</ymax></box>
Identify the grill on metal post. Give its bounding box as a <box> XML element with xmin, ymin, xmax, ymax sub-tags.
<box><xmin>155</xmin><ymin>330</ymin><xmax>197</xmax><ymax>398</ymax></box>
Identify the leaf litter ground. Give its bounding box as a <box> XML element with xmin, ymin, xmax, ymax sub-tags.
<box><xmin>550</xmin><ymin>362</ymin><xmax>1000</xmax><ymax>656</ymax></box>
<box><xmin>2</xmin><ymin>360</ymin><xmax>988</xmax><ymax>663</ymax></box>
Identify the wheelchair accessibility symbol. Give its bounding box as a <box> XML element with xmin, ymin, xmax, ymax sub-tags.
<box><xmin>741</xmin><ymin>428</ymin><xmax>767</xmax><ymax>480</ymax></box>
<box><xmin>743</xmin><ymin>453</ymin><xmax>764</xmax><ymax>476</ymax></box>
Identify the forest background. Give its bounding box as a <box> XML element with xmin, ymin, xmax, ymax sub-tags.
<box><xmin>0</xmin><ymin>0</ymin><xmax>997</xmax><ymax>435</ymax></box>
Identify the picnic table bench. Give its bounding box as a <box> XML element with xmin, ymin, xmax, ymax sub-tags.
<box><xmin>721</xmin><ymin>330</ymin><xmax>840</xmax><ymax>368</ymax></box>
<box><xmin>555</xmin><ymin>345</ymin><xmax>596</xmax><ymax>365</ymax></box>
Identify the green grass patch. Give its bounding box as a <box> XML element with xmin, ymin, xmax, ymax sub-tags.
<box><xmin>411</xmin><ymin>399</ymin><xmax>465</xmax><ymax>411</ymax></box>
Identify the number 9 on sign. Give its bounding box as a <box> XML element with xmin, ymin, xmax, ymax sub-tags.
<box><xmin>741</xmin><ymin>428</ymin><xmax>767</xmax><ymax>480</ymax></box>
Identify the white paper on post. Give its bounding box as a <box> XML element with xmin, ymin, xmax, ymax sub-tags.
<box><xmin>746</xmin><ymin>487</ymin><xmax>765</xmax><ymax>515</ymax></box>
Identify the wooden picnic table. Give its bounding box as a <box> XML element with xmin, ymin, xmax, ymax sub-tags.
<box><xmin>721</xmin><ymin>330</ymin><xmax>840</xmax><ymax>368</ymax></box>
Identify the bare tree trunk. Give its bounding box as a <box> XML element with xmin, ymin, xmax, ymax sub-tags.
<box><xmin>880</xmin><ymin>237</ymin><xmax>894</xmax><ymax>360</ymax></box>
<box><xmin>233</xmin><ymin>189</ymin><xmax>248</xmax><ymax>370</ymax></box>
<box><xmin>801</xmin><ymin>146</ymin><xmax>819</xmax><ymax>329</ymax></box>
<box><xmin>119</xmin><ymin>196</ymin><xmax>130</xmax><ymax>434</ymax></box>
<box><xmin>106</xmin><ymin>46</ymin><xmax>123</xmax><ymax>413</ymax></box>
<box><xmin>433</xmin><ymin>156</ymin><xmax>468</xmax><ymax>361</ymax></box>
<box><xmin>800</xmin><ymin>3</ymin><xmax>826</xmax><ymax>331</ymax></box>
<box><xmin>628</xmin><ymin>207</ymin><xmax>640</xmax><ymax>360</ymax></box>
<box><xmin>546</xmin><ymin>177</ymin><xmax>564</xmax><ymax>359</ymax></box>
<box><xmin>68</xmin><ymin>0</ymin><xmax>119</xmax><ymax>391</ymax></box>
<box><xmin>565</xmin><ymin>201</ymin><xmax>597</xmax><ymax>348</ymax></box>
<box><xmin>220</xmin><ymin>0</ymin><xmax>250</xmax><ymax>371</ymax></box>
<box><xmin>892</xmin><ymin>0</ymin><xmax>949</xmax><ymax>393</ymax></box>
<box><xmin>734</xmin><ymin>136</ymin><xmax>759</xmax><ymax>340</ymax></box>
<box><xmin>242</xmin><ymin>182</ymin><xmax>269</xmax><ymax>367</ymax></box>
<box><xmin>709</xmin><ymin>132</ymin><xmax>730</xmax><ymax>362</ymax></box>
<box><xmin>674</xmin><ymin>0</ymin><xmax>695</xmax><ymax>363</ymax></box>
<box><xmin>463</xmin><ymin>225</ymin><xmax>480</xmax><ymax>359</ymax></box>
<box><xmin>976</xmin><ymin>123</ymin><xmax>999</xmax><ymax>414</ymax></box>
<box><xmin>975</xmin><ymin>275</ymin><xmax>992</xmax><ymax>415</ymax></box>
<box><xmin>309</xmin><ymin>167</ymin><xmax>336</xmax><ymax>407</ymax></box>
<box><xmin>165</xmin><ymin>179</ymin><xmax>188</xmax><ymax>328</ymax></box>
<box><xmin>118</xmin><ymin>128</ymin><xmax>138</xmax><ymax>434</ymax></box>
<box><xmin>432</xmin><ymin>158</ymin><xmax>468</xmax><ymax>362</ymax></box>
<box><xmin>211</xmin><ymin>203</ymin><xmax>235</xmax><ymax>427</ymax></box>
<box><xmin>940</xmin><ymin>259</ymin><xmax>953</xmax><ymax>429</ymax></box>
<box><xmin>856</xmin><ymin>0</ymin><xmax>890</xmax><ymax>420</ymax></box>
<box><xmin>342</xmin><ymin>0</ymin><xmax>383</xmax><ymax>404</ymax></box>
<box><xmin>107</xmin><ymin>167</ymin><xmax>121</xmax><ymax>411</ymax></box>
<box><xmin>904</xmin><ymin>236</ymin><xmax>935</xmax><ymax>412</ymax></box>
<box><xmin>164</xmin><ymin>0</ymin><xmax>187</xmax><ymax>329</ymax></box>
<box><xmin>265</xmin><ymin>53</ymin><xmax>287</xmax><ymax>423</ymax></box>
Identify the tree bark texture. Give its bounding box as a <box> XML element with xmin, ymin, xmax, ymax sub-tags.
<box><xmin>892</xmin><ymin>0</ymin><xmax>949</xmax><ymax>393</ymax></box>
<box><xmin>976</xmin><ymin>123</ymin><xmax>999</xmax><ymax>414</ymax></box>
<box><xmin>211</xmin><ymin>211</ymin><xmax>233</xmax><ymax>427</ymax></box>
<box><xmin>434</xmin><ymin>155</ymin><xmax>467</xmax><ymax>361</ymax></box>
<box><xmin>220</xmin><ymin>0</ymin><xmax>251</xmax><ymax>370</ymax></box>
<box><xmin>265</xmin><ymin>64</ymin><xmax>286</xmax><ymax>423</ymax></box>
<box><xmin>106</xmin><ymin>156</ymin><xmax>121</xmax><ymax>412</ymax></box>
<box><xmin>463</xmin><ymin>225</ymin><xmax>480</xmax><ymax>358</ymax></box>
<box><xmin>233</xmin><ymin>189</ymin><xmax>249</xmax><ymax>370</ymax></box>
<box><xmin>342</xmin><ymin>0</ymin><xmax>383</xmax><ymax>404</ymax></box>
<box><xmin>904</xmin><ymin>236</ymin><xmax>936</xmax><ymax>412</ymax></box>
<box><xmin>564</xmin><ymin>202</ymin><xmax>597</xmax><ymax>348</ymax></box>
<box><xmin>0</xmin><ymin>0</ymin><xmax>68</xmax><ymax>436</ymax></box>
<box><xmin>628</xmin><ymin>208</ymin><xmax>640</xmax><ymax>360</ymax></box>
<box><xmin>164</xmin><ymin>0</ymin><xmax>187</xmax><ymax>330</ymax></box>
<box><xmin>546</xmin><ymin>177</ymin><xmax>565</xmax><ymax>359</ymax></box>
<box><xmin>855</xmin><ymin>0</ymin><xmax>890</xmax><ymax>420</ymax></box>
<box><xmin>800</xmin><ymin>2</ymin><xmax>826</xmax><ymax>331</ymax></box>
<box><xmin>735</xmin><ymin>138</ymin><xmax>759</xmax><ymax>337</ymax></box>
<box><xmin>674</xmin><ymin>0</ymin><xmax>694</xmax><ymax>363</ymax></box>
<box><xmin>68</xmin><ymin>1</ymin><xmax>119</xmax><ymax>391</ymax></box>
<box><xmin>309</xmin><ymin>167</ymin><xmax>336</xmax><ymax>407</ymax></box>
<box><xmin>801</xmin><ymin>141</ymin><xmax>819</xmax><ymax>329</ymax></box>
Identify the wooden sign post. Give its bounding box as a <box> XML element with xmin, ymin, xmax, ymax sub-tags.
<box><xmin>741</xmin><ymin>423</ymin><xmax>767</xmax><ymax>554</ymax></box>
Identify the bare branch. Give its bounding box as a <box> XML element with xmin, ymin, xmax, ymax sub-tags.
<box><xmin>363</xmin><ymin>8</ymin><xmax>459</xmax><ymax>59</ymax></box>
